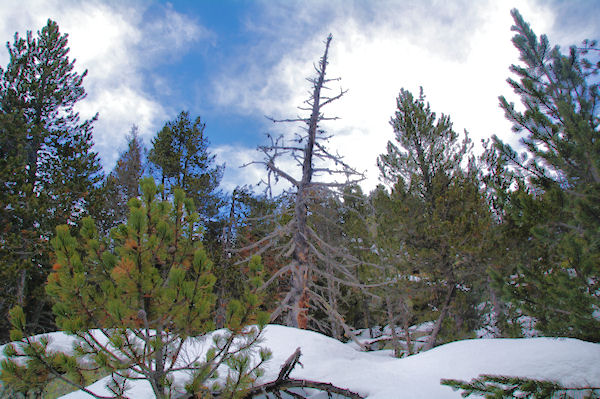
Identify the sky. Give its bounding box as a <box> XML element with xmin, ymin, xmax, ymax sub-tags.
<box><xmin>1</xmin><ymin>0</ymin><xmax>599</xmax><ymax>194</ymax></box>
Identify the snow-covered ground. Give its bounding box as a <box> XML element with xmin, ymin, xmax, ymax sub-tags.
<box><xmin>3</xmin><ymin>325</ymin><xmax>600</xmax><ymax>398</ymax></box>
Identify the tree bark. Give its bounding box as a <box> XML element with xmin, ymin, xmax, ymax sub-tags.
<box><xmin>16</xmin><ymin>268</ymin><xmax>27</xmax><ymax>307</ymax></box>
<box><xmin>403</xmin><ymin>311</ymin><xmax>413</xmax><ymax>356</ymax></box>
<box><xmin>488</xmin><ymin>275</ymin><xmax>505</xmax><ymax>337</ymax></box>
<box><xmin>385</xmin><ymin>297</ymin><xmax>402</xmax><ymax>357</ymax></box>
<box><xmin>326</xmin><ymin>262</ymin><xmax>341</xmax><ymax>339</ymax></box>
<box><xmin>423</xmin><ymin>282</ymin><xmax>456</xmax><ymax>351</ymax></box>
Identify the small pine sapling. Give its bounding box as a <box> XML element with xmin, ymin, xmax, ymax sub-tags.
<box><xmin>1</xmin><ymin>178</ymin><xmax>271</xmax><ymax>399</ymax></box>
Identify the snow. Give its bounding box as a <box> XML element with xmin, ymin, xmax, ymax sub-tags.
<box><xmin>256</xmin><ymin>327</ymin><xmax>600</xmax><ymax>398</ymax></box>
<box><xmin>3</xmin><ymin>325</ymin><xmax>599</xmax><ymax>398</ymax></box>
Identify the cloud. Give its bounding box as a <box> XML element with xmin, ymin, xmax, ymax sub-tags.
<box><xmin>2</xmin><ymin>0</ymin><xmax>597</xmax><ymax>195</ymax></box>
<box><xmin>214</xmin><ymin>140</ymin><xmax>304</xmax><ymax>197</ymax></box>
<box><xmin>210</xmin><ymin>0</ymin><xmax>578</xmax><ymax>192</ymax></box>
<box><xmin>214</xmin><ymin>144</ymin><xmax>265</xmax><ymax>194</ymax></box>
<box><xmin>0</xmin><ymin>0</ymin><xmax>212</xmax><ymax>171</ymax></box>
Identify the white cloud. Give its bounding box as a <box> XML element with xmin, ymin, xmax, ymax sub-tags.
<box><xmin>214</xmin><ymin>141</ymin><xmax>302</xmax><ymax>196</ymax></box>
<box><xmin>2</xmin><ymin>0</ymin><xmax>596</xmax><ymax>194</ymax></box>
<box><xmin>0</xmin><ymin>0</ymin><xmax>211</xmax><ymax>170</ymax></box>
<box><xmin>211</xmin><ymin>0</ymin><xmax>575</xmax><ymax>192</ymax></box>
<box><xmin>214</xmin><ymin>144</ymin><xmax>265</xmax><ymax>193</ymax></box>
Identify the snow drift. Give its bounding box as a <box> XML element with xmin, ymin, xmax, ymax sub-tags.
<box><xmin>3</xmin><ymin>325</ymin><xmax>598</xmax><ymax>398</ymax></box>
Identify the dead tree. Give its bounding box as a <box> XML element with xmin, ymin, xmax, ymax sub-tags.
<box><xmin>244</xmin><ymin>35</ymin><xmax>366</xmax><ymax>338</ymax></box>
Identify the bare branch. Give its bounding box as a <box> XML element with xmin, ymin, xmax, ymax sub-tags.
<box><xmin>241</xmin><ymin>348</ymin><xmax>364</xmax><ymax>399</ymax></box>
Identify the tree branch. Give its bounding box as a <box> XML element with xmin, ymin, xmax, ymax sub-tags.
<box><xmin>241</xmin><ymin>348</ymin><xmax>364</xmax><ymax>399</ymax></box>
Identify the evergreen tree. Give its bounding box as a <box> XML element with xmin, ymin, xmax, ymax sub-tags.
<box><xmin>492</xmin><ymin>9</ymin><xmax>600</xmax><ymax>341</ymax></box>
<box><xmin>0</xmin><ymin>19</ymin><xmax>102</xmax><ymax>341</ymax></box>
<box><xmin>113</xmin><ymin>125</ymin><xmax>145</xmax><ymax>201</ymax></box>
<box><xmin>208</xmin><ymin>186</ymin><xmax>284</xmax><ymax>330</ymax></box>
<box><xmin>378</xmin><ymin>88</ymin><xmax>491</xmax><ymax>349</ymax></box>
<box><xmin>233</xmin><ymin>190</ymin><xmax>290</xmax><ymax>325</ymax></box>
<box><xmin>1</xmin><ymin>178</ymin><xmax>270</xmax><ymax>399</ymax></box>
<box><xmin>92</xmin><ymin>125</ymin><xmax>146</xmax><ymax>235</ymax></box>
<box><xmin>337</xmin><ymin>185</ymin><xmax>381</xmax><ymax>340</ymax></box>
<box><xmin>370</xmin><ymin>183</ymin><xmax>429</xmax><ymax>355</ymax></box>
<box><xmin>442</xmin><ymin>374</ymin><xmax>600</xmax><ymax>398</ymax></box>
<box><xmin>148</xmin><ymin>111</ymin><xmax>223</xmax><ymax>223</ymax></box>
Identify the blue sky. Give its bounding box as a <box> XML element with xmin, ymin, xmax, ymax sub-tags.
<box><xmin>1</xmin><ymin>0</ymin><xmax>599</xmax><ymax>193</ymax></box>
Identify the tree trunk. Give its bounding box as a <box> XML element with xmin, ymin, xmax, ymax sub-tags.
<box><xmin>215</xmin><ymin>287</ymin><xmax>226</xmax><ymax>329</ymax></box>
<box><xmin>286</xmin><ymin>260</ymin><xmax>308</xmax><ymax>329</ymax></box>
<box><xmin>423</xmin><ymin>282</ymin><xmax>456</xmax><ymax>351</ymax></box>
<box><xmin>403</xmin><ymin>312</ymin><xmax>413</xmax><ymax>355</ymax></box>
<box><xmin>288</xmin><ymin>188</ymin><xmax>310</xmax><ymax>329</ymax></box>
<box><xmin>260</xmin><ymin>35</ymin><xmax>359</xmax><ymax>330</ymax></box>
<box><xmin>326</xmin><ymin>263</ymin><xmax>340</xmax><ymax>339</ymax></box>
<box><xmin>488</xmin><ymin>275</ymin><xmax>505</xmax><ymax>337</ymax></box>
<box><xmin>151</xmin><ymin>327</ymin><xmax>167</xmax><ymax>399</ymax></box>
<box><xmin>29</xmin><ymin>299</ymin><xmax>47</xmax><ymax>332</ymax></box>
<box><xmin>363</xmin><ymin>297</ymin><xmax>374</xmax><ymax>338</ymax></box>
<box><xmin>16</xmin><ymin>269</ymin><xmax>27</xmax><ymax>307</ymax></box>
<box><xmin>385</xmin><ymin>297</ymin><xmax>402</xmax><ymax>358</ymax></box>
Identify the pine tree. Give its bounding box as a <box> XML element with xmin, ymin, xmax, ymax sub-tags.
<box><xmin>1</xmin><ymin>178</ymin><xmax>271</xmax><ymax>399</ymax></box>
<box><xmin>337</xmin><ymin>185</ymin><xmax>381</xmax><ymax>340</ymax></box>
<box><xmin>0</xmin><ymin>110</ymin><xmax>31</xmax><ymax>342</ymax></box>
<box><xmin>148</xmin><ymin>111</ymin><xmax>223</xmax><ymax>223</ymax></box>
<box><xmin>370</xmin><ymin>183</ymin><xmax>428</xmax><ymax>355</ymax></box>
<box><xmin>114</xmin><ymin>125</ymin><xmax>145</xmax><ymax>201</ymax></box>
<box><xmin>232</xmin><ymin>190</ymin><xmax>290</xmax><ymax>325</ymax></box>
<box><xmin>492</xmin><ymin>9</ymin><xmax>600</xmax><ymax>341</ymax></box>
<box><xmin>92</xmin><ymin>125</ymin><xmax>146</xmax><ymax>235</ymax></box>
<box><xmin>205</xmin><ymin>186</ymin><xmax>282</xmax><ymax>330</ymax></box>
<box><xmin>378</xmin><ymin>88</ymin><xmax>491</xmax><ymax>349</ymax></box>
<box><xmin>442</xmin><ymin>374</ymin><xmax>600</xmax><ymax>398</ymax></box>
<box><xmin>0</xmin><ymin>19</ymin><xmax>102</xmax><ymax>341</ymax></box>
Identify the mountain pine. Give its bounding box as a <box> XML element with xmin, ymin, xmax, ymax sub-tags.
<box><xmin>492</xmin><ymin>9</ymin><xmax>600</xmax><ymax>341</ymax></box>
<box><xmin>2</xmin><ymin>178</ymin><xmax>270</xmax><ymax>398</ymax></box>
<box><xmin>0</xmin><ymin>19</ymin><xmax>102</xmax><ymax>341</ymax></box>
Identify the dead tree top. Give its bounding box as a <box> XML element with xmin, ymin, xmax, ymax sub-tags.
<box><xmin>247</xmin><ymin>34</ymin><xmax>364</xmax><ymax>196</ymax></box>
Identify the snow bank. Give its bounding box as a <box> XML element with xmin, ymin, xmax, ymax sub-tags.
<box><xmin>4</xmin><ymin>325</ymin><xmax>598</xmax><ymax>398</ymax></box>
<box><xmin>258</xmin><ymin>326</ymin><xmax>600</xmax><ymax>398</ymax></box>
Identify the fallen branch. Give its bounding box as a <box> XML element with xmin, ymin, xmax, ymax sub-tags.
<box><xmin>242</xmin><ymin>348</ymin><xmax>364</xmax><ymax>399</ymax></box>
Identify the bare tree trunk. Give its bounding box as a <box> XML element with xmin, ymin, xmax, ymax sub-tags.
<box><xmin>16</xmin><ymin>268</ymin><xmax>27</xmax><ymax>306</ymax></box>
<box><xmin>402</xmin><ymin>310</ymin><xmax>413</xmax><ymax>355</ymax></box>
<box><xmin>403</xmin><ymin>324</ymin><xmax>412</xmax><ymax>355</ymax></box>
<box><xmin>423</xmin><ymin>282</ymin><xmax>456</xmax><ymax>351</ymax></box>
<box><xmin>29</xmin><ymin>299</ymin><xmax>47</xmax><ymax>332</ymax></box>
<box><xmin>241</xmin><ymin>348</ymin><xmax>364</xmax><ymax>399</ymax></box>
<box><xmin>287</xmin><ymin>260</ymin><xmax>309</xmax><ymax>329</ymax></box>
<box><xmin>215</xmin><ymin>192</ymin><xmax>238</xmax><ymax>329</ymax></box>
<box><xmin>488</xmin><ymin>275</ymin><xmax>505</xmax><ymax>337</ymax></box>
<box><xmin>326</xmin><ymin>263</ymin><xmax>340</xmax><ymax>339</ymax></box>
<box><xmin>215</xmin><ymin>288</ymin><xmax>226</xmax><ymax>329</ymax></box>
<box><xmin>385</xmin><ymin>297</ymin><xmax>402</xmax><ymax>358</ymax></box>
<box><xmin>362</xmin><ymin>297</ymin><xmax>374</xmax><ymax>338</ymax></box>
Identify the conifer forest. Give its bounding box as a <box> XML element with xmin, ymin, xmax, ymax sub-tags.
<box><xmin>0</xmin><ymin>7</ymin><xmax>598</xmax><ymax>399</ymax></box>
